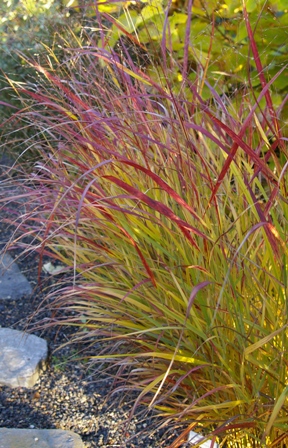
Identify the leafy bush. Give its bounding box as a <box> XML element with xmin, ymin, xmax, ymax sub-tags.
<box><xmin>0</xmin><ymin>0</ymin><xmax>86</xmax><ymax>160</ymax></box>
<box><xmin>7</xmin><ymin>3</ymin><xmax>288</xmax><ymax>447</ymax></box>
<box><xmin>69</xmin><ymin>0</ymin><xmax>288</xmax><ymax>104</ymax></box>
<box><xmin>0</xmin><ymin>0</ymin><xmax>64</xmax><ymax>100</ymax></box>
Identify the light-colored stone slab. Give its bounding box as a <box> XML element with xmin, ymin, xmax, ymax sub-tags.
<box><xmin>0</xmin><ymin>328</ymin><xmax>48</xmax><ymax>388</ymax></box>
<box><xmin>0</xmin><ymin>428</ymin><xmax>84</xmax><ymax>448</ymax></box>
<box><xmin>0</xmin><ymin>253</ymin><xmax>32</xmax><ymax>299</ymax></box>
<box><xmin>188</xmin><ymin>430</ymin><xmax>219</xmax><ymax>446</ymax></box>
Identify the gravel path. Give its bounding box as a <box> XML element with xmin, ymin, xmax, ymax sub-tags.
<box><xmin>0</xmin><ymin>154</ymin><xmax>183</xmax><ymax>448</ymax></box>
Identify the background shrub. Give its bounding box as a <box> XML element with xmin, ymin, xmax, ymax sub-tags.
<box><xmin>67</xmin><ymin>0</ymin><xmax>288</xmax><ymax>105</ymax></box>
<box><xmin>0</xmin><ymin>0</ymin><xmax>84</xmax><ymax>160</ymax></box>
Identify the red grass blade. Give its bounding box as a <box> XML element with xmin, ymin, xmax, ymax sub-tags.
<box><xmin>103</xmin><ymin>175</ymin><xmax>210</xmax><ymax>249</ymax></box>
<box><xmin>120</xmin><ymin>159</ymin><xmax>205</xmax><ymax>224</ymax></box>
<box><xmin>243</xmin><ymin>5</ymin><xmax>280</xmax><ymax>138</ymax></box>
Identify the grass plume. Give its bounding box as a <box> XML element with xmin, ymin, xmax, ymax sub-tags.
<box><xmin>4</xmin><ymin>11</ymin><xmax>288</xmax><ymax>447</ymax></box>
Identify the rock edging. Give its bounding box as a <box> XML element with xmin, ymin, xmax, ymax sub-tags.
<box><xmin>0</xmin><ymin>428</ymin><xmax>84</xmax><ymax>448</ymax></box>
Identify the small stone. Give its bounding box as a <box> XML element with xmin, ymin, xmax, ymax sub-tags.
<box><xmin>0</xmin><ymin>253</ymin><xmax>32</xmax><ymax>300</ymax></box>
<box><xmin>0</xmin><ymin>328</ymin><xmax>48</xmax><ymax>388</ymax></box>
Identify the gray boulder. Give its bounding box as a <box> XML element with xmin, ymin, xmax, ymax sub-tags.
<box><xmin>0</xmin><ymin>428</ymin><xmax>84</xmax><ymax>448</ymax></box>
<box><xmin>0</xmin><ymin>253</ymin><xmax>32</xmax><ymax>299</ymax></box>
<box><xmin>0</xmin><ymin>328</ymin><xmax>48</xmax><ymax>388</ymax></box>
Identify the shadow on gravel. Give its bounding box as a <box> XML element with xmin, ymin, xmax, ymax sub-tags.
<box><xmin>0</xmin><ymin>392</ymin><xmax>56</xmax><ymax>430</ymax></box>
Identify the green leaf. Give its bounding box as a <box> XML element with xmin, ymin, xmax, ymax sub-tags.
<box><xmin>106</xmin><ymin>10</ymin><xmax>139</xmax><ymax>48</ymax></box>
<box><xmin>136</xmin><ymin>0</ymin><xmax>164</xmax><ymax>27</ymax></box>
<box><xmin>246</xmin><ymin>0</ymin><xmax>259</xmax><ymax>13</ymax></box>
<box><xmin>235</xmin><ymin>20</ymin><xmax>247</xmax><ymax>43</ymax></box>
<box><xmin>263</xmin><ymin>386</ymin><xmax>288</xmax><ymax>438</ymax></box>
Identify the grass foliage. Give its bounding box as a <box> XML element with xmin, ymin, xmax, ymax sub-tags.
<box><xmin>6</xmin><ymin>4</ymin><xmax>288</xmax><ymax>447</ymax></box>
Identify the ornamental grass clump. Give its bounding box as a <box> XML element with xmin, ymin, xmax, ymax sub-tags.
<box><xmin>7</xmin><ymin>9</ymin><xmax>288</xmax><ymax>447</ymax></box>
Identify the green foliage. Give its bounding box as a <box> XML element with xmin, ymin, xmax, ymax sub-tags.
<box><xmin>0</xmin><ymin>0</ymin><xmax>65</xmax><ymax>82</ymax></box>
<box><xmin>97</xmin><ymin>0</ymin><xmax>287</xmax><ymax>101</ymax></box>
<box><xmin>0</xmin><ymin>0</ymin><xmax>58</xmax><ymax>152</ymax></box>
<box><xmin>0</xmin><ymin>0</ymin><xmax>84</xmax><ymax>157</ymax></box>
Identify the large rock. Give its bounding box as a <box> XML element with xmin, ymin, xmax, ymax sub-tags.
<box><xmin>0</xmin><ymin>428</ymin><xmax>84</xmax><ymax>448</ymax></box>
<box><xmin>0</xmin><ymin>328</ymin><xmax>48</xmax><ymax>388</ymax></box>
<box><xmin>0</xmin><ymin>253</ymin><xmax>32</xmax><ymax>299</ymax></box>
